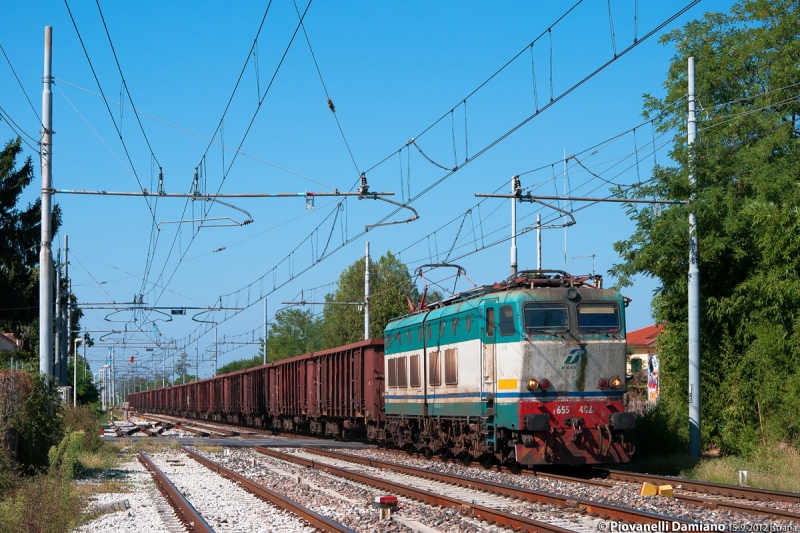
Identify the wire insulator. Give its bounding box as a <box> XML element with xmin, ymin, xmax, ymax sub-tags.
<box><xmin>327</xmin><ymin>98</ymin><xmax>335</xmax><ymax>113</ymax></box>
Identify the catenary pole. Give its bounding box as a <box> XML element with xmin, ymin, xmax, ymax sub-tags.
<box><xmin>54</xmin><ymin>248</ymin><xmax>61</xmax><ymax>382</ymax></box>
<box><xmin>364</xmin><ymin>242</ymin><xmax>370</xmax><ymax>340</ymax></box>
<box><xmin>688</xmin><ymin>56</ymin><xmax>701</xmax><ymax>457</ymax></box>
<box><xmin>537</xmin><ymin>214</ymin><xmax>542</xmax><ymax>270</ymax></box>
<box><xmin>214</xmin><ymin>327</ymin><xmax>218</xmax><ymax>376</ymax></box>
<box><xmin>39</xmin><ymin>26</ymin><xmax>54</xmax><ymax>380</ymax></box>
<box><xmin>263</xmin><ymin>298</ymin><xmax>267</xmax><ymax>365</ymax></box>
<box><xmin>66</xmin><ymin>272</ymin><xmax>72</xmax><ymax>386</ymax></box>
<box><xmin>510</xmin><ymin>176</ymin><xmax>518</xmax><ymax>277</ymax></box>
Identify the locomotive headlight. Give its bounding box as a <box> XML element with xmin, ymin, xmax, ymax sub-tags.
<box><xmin>527</xmin><ymin>378</ymin><xmax>538</xmax><ymax>391</ymax></box>
<box><xmin>609</xmin><ymin>376</ymin><xmax>622</xmax><ymax>389</ymax></box>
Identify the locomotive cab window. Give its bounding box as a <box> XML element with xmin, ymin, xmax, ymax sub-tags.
<box><xmin>499</xmin><ymin>305</ymin><xmax>515</xmax><ymax>336</ymax></box>
<box><xmin>523</xmin><ymin>303</ymin><xmax>569</xmax><ymax>332</ymax></box>
<box><xmin>577</xmin><ymin>303</ymin><xmax>620</xmax><ymax>332</ymax></box>
<box><xmin>485</xmin><ymin>308</ymin><xmax>495</xmax><ymax>337</ymax></box>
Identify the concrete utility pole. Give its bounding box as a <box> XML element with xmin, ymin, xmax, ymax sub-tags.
<box><xmin>510</xmin><ymin>176</ymin><xmax>519</xmax><ymax>277</ymax></box>
<box><xmin>54</xmin><ymin>249</ymin><xmax>61</xmax><ymax>383</ymax></box>
<box><xmin>73</xmin><ymin>337</ymin><xmax>81</xmax><ymax>406</ymax></box>
<box><xmin>64</xmin><ymin>235</ymin><xmax>71</xmax><ymax>386</ymax></box>
<box><xmin>39</xmin><ymin>26</ymin><xmax>54</xmax><ymax>380</ymax></box>
<box><xmin>364</xmin><ymin>242</ymin><xmax>370</xmax><ymax>340</ymax></box>
<box><xmin>111</xmin><ymin>342</ymin><xmax>115</xmax><ymax>407</ymax></box>
<box><xmin>214</xmin><ymin>327</ymin><xmax>218</xmax><ymax>376</ymax></box>
<box><xmin>196</xmin><ymin>339</ymin><xmax>199</xmax><ymax>382</ymax></box>
<box><xmin>687</xmin><ymin>56</ymin><xmax>701</xmax><ymax>457</ymax></box>
<box><xmin>263</xmin><ymin>298</ymin><xmax>268</xmax><ymax>365</ymax></box>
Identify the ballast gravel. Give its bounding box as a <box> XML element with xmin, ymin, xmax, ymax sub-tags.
<box><xmin>75</xmin><ymin>454</ymin><xmax>181</xmax><ymax>533</ymax></box>
<box><xmin>148</xmin><ymin>451</ymin><xmax>318</xmax><ymax>532</ymax></box>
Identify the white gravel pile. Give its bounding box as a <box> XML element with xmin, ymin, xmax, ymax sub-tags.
<box><xmin>148</xmin><ymin>451</ymin><xmax>318</xmax><ymax>532</ymax></box>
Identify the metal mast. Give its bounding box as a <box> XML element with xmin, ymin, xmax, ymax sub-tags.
<box><xmin>536</xmin><ymin>214</ymin><xmax>542</xmax><ymax>270</ymax></box>
<box><xmin>688</xmin><ymin>56</ymin><xmax>701</xmax><ymax>457</ymax></box>
<box><xmin>54</xmin><ymin>248</ymin><xmax>61</xmax><ymax>382</ymax></box>
<box><xmin>364</xmin><ymin>242</ymin><xmax>370</xmax><ymax>340</ymax></box>
<box><xmin>39</xmin><ymin>26</ymin><xmax>54</xmax><ymax>379</ymax></box>
<box><xmin>510</xmin><ymin>176</ymin><xmax>519</xmax><ymax>277</ymax></box>
<box><xmin>65</xmin><ymin>235</ymin><xmax>72</xmax><ymax>386</ymax></box>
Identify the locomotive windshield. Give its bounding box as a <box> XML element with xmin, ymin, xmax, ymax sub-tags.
<box><xmin>577</xmin><ymin>303</ymin><xmax>620</xmax><ymax>332</ymax></box>
<box><xmin>523</xmin><ymin>303</ymin><xmax>568</xmax><ymax>332</ymax></box>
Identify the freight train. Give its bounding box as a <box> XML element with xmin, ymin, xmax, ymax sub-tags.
<box><xmin>128</xmin><ymin>269</ymin><xmax>635</xmax><ymax>465</ymax></box>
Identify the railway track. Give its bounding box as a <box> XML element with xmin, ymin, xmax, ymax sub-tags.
<box><xmin>289</xmin><ymin>447</ymin><xmax>691</xmax><ymax>526</ymax></box>
<box><xmin>373</xmin><ymin>447</ymin><xmax>800</xmax><ymax>523</ymax></box>
<box><xmin>181</xmin><ymin>446</ymin><xmax>355</xmax><ymax>532</ymax></box>
<box><xmin>138</xmin><ymin>451</ymin><xmax>216</xmax><ymax>533</ymax></box>
<box><xmin>254</xmin><ymin>446</ymin><xmax>678</xmax><ymax>533</ymax></box>
<box><xmin>137</xmin><ymin>413</ymin><xmax>261</xmax><ymax>439</ymax></box>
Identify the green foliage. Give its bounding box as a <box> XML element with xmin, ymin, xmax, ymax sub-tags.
<box><xmin>320</xmin><ymin>250</ymin><xmax>419</xmax><ymax>348</ymax></box>
<box><xmin>611</xmin><ymin>0</ymin><xmax>800</xmax><ymax>454</ymax></box>
<box><xmin>0</xmin><ymin>472</ymin><xmax>84</xmax><ymax>533</ymax></box>
<box><xmin>267</xmin><ymin>309</ymin><xmax>322</xmax><ymax>362</ymax></box>
<box><xmin>216</xmin><ymin>355</ymin><xmax>263</xmax><ymax>375</ymax></box>
<box><xmin>48</xmin><ymin>431</ymin><xmax>86</xmax><ymax>480</ymax></box>
<box><xmin>0</xmin><ymin>138</ymin><xmax>61</xmax><ymax>341</ymax></box>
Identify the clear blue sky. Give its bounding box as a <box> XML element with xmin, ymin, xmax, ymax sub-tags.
<box><xmin>2</xmin><ymin>1</ymin><xmax>732</xmax><ymax>380</ymax></box>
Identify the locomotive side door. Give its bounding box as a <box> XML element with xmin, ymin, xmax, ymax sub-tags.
<box><xmin>481</xmin><ymin>305</ymin><xmax>497</xmax><ymax>402</ymax></box>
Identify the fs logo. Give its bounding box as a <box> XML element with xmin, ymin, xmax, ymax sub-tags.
<box><xmin>562</xmin><ymin>348</ymin><xmax>586</xmax><ymax>369</ymax></box>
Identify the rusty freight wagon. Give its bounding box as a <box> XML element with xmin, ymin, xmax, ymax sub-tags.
<box><xmin>128</xmin><ymin>339</ymin><xmax>385</xmax><ymax>438</ymax></box>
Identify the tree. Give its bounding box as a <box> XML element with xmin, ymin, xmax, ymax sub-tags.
<box><xmin>216</xmin><ymin>355</ymin><xmax>262</xmax><ymax>375</ymax></box>
<box><xmin>267</xmin><ymin>309</ymin><xmax>322</xmax><ymax>361</ymax></box>
<box><xmin>0</xmin><ymin>138</ymin><xmax>61</xmax><ymax>350</ymax></box>
<box><xmin>320</xmin><ymin>251</ymin><xmax>420</xmax><ymax>348</ymax></box>
<box><xmin>611</xmin><ymin>0</ymin><xmax>800</xmax><ymax>454</ymax></box>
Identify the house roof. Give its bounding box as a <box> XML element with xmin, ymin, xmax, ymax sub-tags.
<box><xmin>627</xmin><ymin>324</ymin><xmax>664</xmax><ymax>347</ymax></box>
<box><xmin>0</xmin><ymin>333</ymin><xmax>20</xmax><ymax>352</ymax></box>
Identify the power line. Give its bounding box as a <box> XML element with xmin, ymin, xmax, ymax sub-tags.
<box><xmin>0</xmin><ymin>43</ymin><xmax>43</xmax><ymax>125</ymax></box>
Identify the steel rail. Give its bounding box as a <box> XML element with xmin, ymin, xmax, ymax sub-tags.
<box><xmin>595</xmin><ymin>468</ymin><xmax>800</xmax><ymax>511</ymax></box>
<box><xmin>256</xmin><ymin>446</ymin><xmax>598</xmax><ymax>533</ymax></box>
<box><xmin>182</xmin><ymin>446</ymin><xmax>355</xmax><ymax>533</ymax></box>
<box><xmin>138</xmin><ymin>451</ymin><xmax>216</xmax><ymax>533</ymax></box>
<box><xmin>302</xmin><ymin>447</ymin><xmax>689</xmax><ymax>526</ymax></box>
<box><xmin>140</xmin><ymin>413</ymin><xmax>241</xmax><ymax>438</ymax></box>
<box><xmin>139</xmin><ymin>412</ymin><xmax>267</xmax><ymax>438</ymax></box>
<box><xmin>388</xmin><ymin>448</ymin><xmax>800</xmax><ymax>522</ymax></box>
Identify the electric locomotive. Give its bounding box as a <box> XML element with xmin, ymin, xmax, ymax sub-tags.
<box><xmin>370</xmin><ymin>269</ymin><xmax>635</xmax><ymax>465</ymax></box>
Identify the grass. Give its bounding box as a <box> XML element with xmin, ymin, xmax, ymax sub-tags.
<box><xmin>626</xmin><ymin>445</ymin><xmax>800</xmax><ymax>493</ymax></box>
<box><xmin>194</xmin><ymin>444</ymin><xmax>223</xmax><ymax>454</ymax></box>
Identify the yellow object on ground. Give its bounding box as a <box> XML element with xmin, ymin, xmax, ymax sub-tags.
<box><xmin>639</xmin><ymin>482</ymin><xmax>658</xmax><ymax>496</ymax></box>
<box><xmin>658</xmin><ymin>485</ymin><xmax>674</xmax><ymax>497</ymax></box>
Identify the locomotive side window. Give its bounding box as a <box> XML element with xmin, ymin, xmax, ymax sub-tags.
<box><xmin>445</xmin><ymin>348</ymin><xmax>458</xmax><ymax>385</ymax></box>
<box><xmin>409</xmin><ymin>354</ymin><xmax>421</xmax><ymax>387</ymax></box>
<box><xmin>429</xmin><ymin>350</ymin><xmax>441</xmax><ymax>386</ymax></box>
<box><xmin>523</xmin><ymin>303</ymin><xmax>569</xmax><ymax>332</ymax></box>
<box><xmin>388</xmin><ymin>358</ymin><xmax>397</xmax><ymax>387</ymax></box>
<box><xmin>466</xmin><ymin>313</ymin><xmax>472</xmax><ymax>332</ymax></box>
<box><xmin>439</xmin><ymin>320</ymin><xmax>446</xmax><ymax>338</ymax></box>
<box><xmin>407</xmin><ymin>329</ymin><xmax>412</xmax><ymax>344</ymax></box>
<box><xmin>427</xmin><ymin>324</ymin><xmax>432</xmax><ymax>340</ymax></box>
<box><xmin>486</xmin><ymin>308</ymin><xmax>495</xmax><ymax>337</ymax></box>
<box><xmin>418</xmin><ymin>326</ymin><xmax>423</xmax><ymax>342</ymax></box>
<box><xmin>577</xmin><ymin>303</ymin><xmax>620</xmax><ymax>332</ymax></box>
<box><xmin>499</xmin><ymin>305</ymin><xmax>515</xmax><ymax>336</ymax></box>
<box><xmin>397</xmin><ymin>356</ymin><xmax>408</xmax><ymax>387</ymax></box>
<box><xmin>394</xmin><ymin>331</ymin><xmax>402</xmax><ymax>346</ymax></box>
<box><xmin>452</xmin><ymin>317</ymin><xmax>459</xmax><ymax>334</ymax></box>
